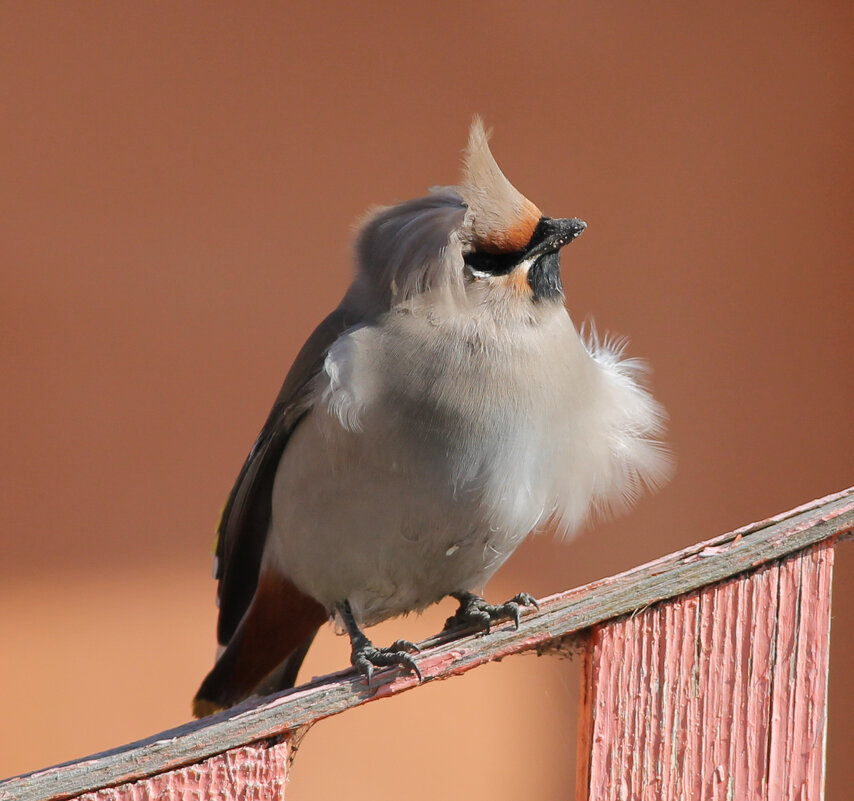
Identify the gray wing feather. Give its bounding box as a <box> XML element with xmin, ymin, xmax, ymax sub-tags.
<box><xmin>215</xmin><ymin>306</ymin><xmax>356</xmax><ymax>644</ymax></box>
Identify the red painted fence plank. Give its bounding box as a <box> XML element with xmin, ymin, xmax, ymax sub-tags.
<box><xmin>578</xmin><ymin>541</ymin><xmax>835</xmax><ymax>801</ymax></box>
<box><xmin>766</xmin><ymin>543</ymin><xmax>833</xmax><ymax>800</ymax></box>
<box><xmin>73</xmin><ymin>739</ymin><xmax>291</xmax><ymax>801</ymax></box>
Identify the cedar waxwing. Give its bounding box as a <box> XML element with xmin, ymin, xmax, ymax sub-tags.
<box><xmin>193</xmin><ymin>119</ymin><xmax>671</xmax><ymax>717</ymax></box>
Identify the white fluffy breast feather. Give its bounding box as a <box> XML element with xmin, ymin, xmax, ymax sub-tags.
<box><xmin>318</xmin><ymin>302</ymin><xmax>671</xmax><ymax>547</ymax></box>
<box><xmin>556</xmin><ymin>326</ymin><xmax>672</xmax><ymax>534</ymax></box>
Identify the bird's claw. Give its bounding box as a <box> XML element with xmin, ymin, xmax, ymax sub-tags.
<box><xmin>444</xmin><ymin>591</ymin><xmax>539</xmax><ymax>634</ymax></box>
<box><xmin>338</xmin><ymin>600</ymin><xmax>422</xmax><ymax>686</ymax></box>
<box><xmin>352</xmin><ymin>642</ymin><xmax>423</xmax><ymax>686</ymax></box>
<box><xmin>389</xmin><ymin>639</ymin><xmax>421</xmax><ymax>654</ymax></box>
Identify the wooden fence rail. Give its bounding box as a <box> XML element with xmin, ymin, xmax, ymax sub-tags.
<box><xmin>2</xmin><ymin>487</ymin><xmax>852</xmax><ymax>801</ymax></box>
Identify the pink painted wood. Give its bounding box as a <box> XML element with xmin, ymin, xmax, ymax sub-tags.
<box><xmin>72</xmin><ymin>739</ymin><xmax>290</xmax><ymax>801</ymax></box>
<box><xmin>577</xmin><ymin>540</ymin><xmax>835</xmax><ymax>801</ymax></box>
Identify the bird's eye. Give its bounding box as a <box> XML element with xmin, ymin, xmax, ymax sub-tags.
<box><xmin>463</xmin><ymin>248</ymin><xmax>522</xmax><ymax>277</ymax></box>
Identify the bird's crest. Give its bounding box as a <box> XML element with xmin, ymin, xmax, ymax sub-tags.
<box><xmin>460</xmin><ymin>116</ymin><xmax>542</xmax><ymax>254</ymax></box>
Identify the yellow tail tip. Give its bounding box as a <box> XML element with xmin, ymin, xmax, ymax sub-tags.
<box><xmin>192</xmin><ymin>696</ymin><xmax>225</xmax><ymax>719</ymax></box>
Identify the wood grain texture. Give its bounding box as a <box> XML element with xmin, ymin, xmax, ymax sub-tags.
<box><xmin>578</xmin><ymin>541</ymin><xmax>835</xmax><ymax>801</ymax></box>
<box><xmin>2</xmin><ymin>487</ymin><xmax>851</xmax><ymax>801</ymax></box>
<box><xmin>73</xmin><ymin>740</ymin><xmax>290</xmax><ymax>801</ymax></box>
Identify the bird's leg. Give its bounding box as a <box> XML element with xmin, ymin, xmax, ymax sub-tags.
<box><xmin>336</xmin><ymin>600</ymin><xmax>422</xmax><ymax>686</ymax></box>
<box><xmin>443</xmin><ymin>591</ymin><xmax>540</xmax><ymax>634</ymax></box>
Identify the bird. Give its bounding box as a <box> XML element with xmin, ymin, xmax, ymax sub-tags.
<box><xmin>193</xmin><ymin>118</ymin><xmax>671</xmax><ymax>717</ymax></box>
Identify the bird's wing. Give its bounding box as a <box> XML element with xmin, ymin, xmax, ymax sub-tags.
<box><xmin>214</xmin><ymin>191</ymin><xmax>467</xmax><ymax>648</ymax></box>
<box><xmin>214</xmin><ymin>305</ymin><xmax>357</xmax><ymax>646</ymax></box>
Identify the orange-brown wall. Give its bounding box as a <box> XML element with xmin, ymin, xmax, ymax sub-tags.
<box><xmin>2</xmin><ymin>3</ymin><xmax>852</xmax><ymax>798</ymax></box>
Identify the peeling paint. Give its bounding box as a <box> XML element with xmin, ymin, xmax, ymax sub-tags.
<box><xmin>579</xmin><ymin>542</ymin><xmax>834</xmax><ymax>800</ymax></box>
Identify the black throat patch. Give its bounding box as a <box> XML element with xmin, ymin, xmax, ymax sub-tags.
<box><xmin>527</xmin><ymin>251</ymin><xmax>563</xmax><ymax>300</ymax></box>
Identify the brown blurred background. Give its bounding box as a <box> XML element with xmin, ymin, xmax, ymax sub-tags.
<box><xmin>2</xmin><ymin>2</ymin><xmax>852</xmax><ymax>798</ymax></box>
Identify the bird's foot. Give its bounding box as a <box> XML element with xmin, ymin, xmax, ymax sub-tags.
<box><xmin>444</xmin><ymin>591</ymin><xmax>539</xmax><ymax>634</ymax></box>
<box><xmin>337</xmin><ymin>600</ymin><xmax>422</xmax><ymax>686</ymax></box>
<box><xmin>351</xmin><ymin>639</ymin><xmax>422</xmax><ymax>686</ymax></box>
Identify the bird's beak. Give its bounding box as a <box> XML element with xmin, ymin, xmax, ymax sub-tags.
<box><xmin>529</xmin><ymin>217</ymin><xmax>587</xmax><ymax>258</ymax></box>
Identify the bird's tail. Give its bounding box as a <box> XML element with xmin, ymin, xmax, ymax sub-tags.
<box><xmin>193</xmin><ymin>571</ymin><xmax>327</xmax><ymax>717</ymax></box>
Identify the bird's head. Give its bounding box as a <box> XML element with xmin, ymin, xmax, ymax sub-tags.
<box><xmin>352</xmin><ymin>118</ymin><xmax>585</xmax><ymax>312</ymax></box>
<box><xmin>457</xmin><ymin>117</ymin><xmax>586</xmax><ymax>303</ymax></box>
